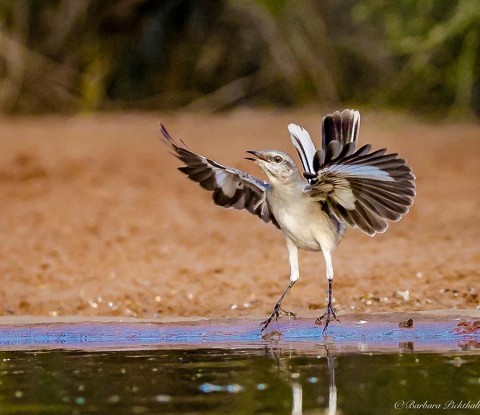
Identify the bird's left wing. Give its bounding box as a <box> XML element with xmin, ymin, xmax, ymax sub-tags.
<box><xmin>305</xmin><ymin>143</ymin><xmax>415</xmax><ymax>236</ymax></box>
<box><xmin>160</xmin><ymin>124</ymin><xmax>279</xmax><ymax>228</ymax></box>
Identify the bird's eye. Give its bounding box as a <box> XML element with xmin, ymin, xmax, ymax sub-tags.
<box><xmin>273</xmin><ymin>155</ymin><xmax>283</xmax><ymax>163</ymax></box>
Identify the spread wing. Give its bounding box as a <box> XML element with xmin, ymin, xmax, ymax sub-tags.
<box><xmin>160</xmin><ymin>124</ymin><xmax>279</xmax><ymax>228</ymax></box>
<box><xmin>306</xmin><ymin>142</ymin><xmax>415</xmax><ymax>237</ymax></box>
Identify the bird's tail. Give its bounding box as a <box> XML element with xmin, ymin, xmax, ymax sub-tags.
<box><xmin>288</xmin><ymin>123</ymin><xmax>317</xmax><ymax>177</ymax></box>
<box><xmin>322</xmin><ymin>109</ymin><xmax>360</xmax><ymax>150</ymax></box>
<box><xmin>311</xmin><ymin>109</ymin><xmax>361</xmax><ymax>174</ymax></box>
<box><xmin>289</xmin><ymin>109</ymin><xmax>361</xmax><ymax>182</ymax></box>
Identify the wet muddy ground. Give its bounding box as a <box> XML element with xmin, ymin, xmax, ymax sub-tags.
<box><xmin>0</xmin><ymin>110</ymin><xmax>479</xmax><ymax>319</ymax></box>
<box><xmin>0</xmin><ymin>312</ymin><xmax>478</xmax><ymax>352</ymax></box>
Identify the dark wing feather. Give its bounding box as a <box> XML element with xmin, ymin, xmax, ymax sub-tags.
<box><xmin>160</xmin><ymin>124</ymin><xmax>279</xmax><ymax>228</ymax></box>
<box><xmin>306</xmin><ymin>144</ymin><xmax>415</xmax><ymax>236</ymax></box>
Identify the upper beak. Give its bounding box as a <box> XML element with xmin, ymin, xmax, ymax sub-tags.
<box><xmin>245</xmin><ymin>150</ymin><xmax>267</xmax><ymax>162</ymax></box>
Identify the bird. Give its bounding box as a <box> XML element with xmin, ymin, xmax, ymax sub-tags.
<box><xmin>160</xmin><ymin>109</ymin><xmax>415</xmax><ymax>333</ymax></box>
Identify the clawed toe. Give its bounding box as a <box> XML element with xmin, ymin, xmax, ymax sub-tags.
<box><xmin>315</xmin><ymin>309</ymin><xmax>339</xmax><ymax>324</ymax></box>
<box><xmin>260</xmin><ymin>312</ymin><xmax>277</xmax><ymax>332</ymax></box>
<box><xmin>260</xmin><ymin>305</ymin><xmax>296</xmax><ymax>332</ymax></box>
<box><xmin>315</xmin><ymin>304</ymin><xmax>339</xmax><ymax>332</ymax></box>
<box><xmin>279</xmin><ymin>308</ymin><xmax>296</xmax><ymax>319</ymax></box>
<box><xmin>260</xmin><ymin>317</ymin><xmax>272</xmax><ymax>332</ymax></box>
<box><xmin>260</xmin><ymin>281</ymin><xmax>297</xmax><ymax>333</ymax></box>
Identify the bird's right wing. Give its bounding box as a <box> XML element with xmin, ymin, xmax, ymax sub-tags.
<box><xmin>160</xmin><ymin>124</ymin><xmax>279</xmax><ymax>228</ymax></box>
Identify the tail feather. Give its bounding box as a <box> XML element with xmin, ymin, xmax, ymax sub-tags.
<box><xmin>322</xmin><ymin>109</ymin><xmax>360</xmax><ymax>150</ymax></box>
<box><xmin>291</xmin><ymin>109</ymin><xmax>361</xmax><ymax>182</ymax></box>
<box><xmin>288</xmin><ymin>123</ymin><xmax>317</xmax><ymax>176</ymax></box>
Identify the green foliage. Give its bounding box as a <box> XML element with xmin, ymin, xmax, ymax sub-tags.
<box><xmin>0</xmin><ymin>0</ymin><xmax>478</xmax><ymax>117</ymax></box>
<box><xmin>352</xmin><ymin>0</ymin><xmax>480</xmax><ymax>116</ymax></box>
<box><xmin>255</xmin><ymin>0</ymin><xmax>288</xmax><ymax>16</ymax></box>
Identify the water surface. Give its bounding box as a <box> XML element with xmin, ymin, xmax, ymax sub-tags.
<box><xmin>0</xmin><ymin>316</ymin><xmax>478</xmax><ymax>414</ymax></box>
<box><xmin>1</xmin><ymin>346</ymin><xmax>479</xmax><ymax>415</ymax></box>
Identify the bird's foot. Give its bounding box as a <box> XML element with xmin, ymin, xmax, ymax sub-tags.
<box><xmin>279</xmin><ymin>307</ymin><xmax>296</xmax><ymax>319</ymax></box>
<box><xmin>260</xmin><ymin>304</ymin><xmax>296</xmax><ymax>332</ymax></box>
<box><xmin>315</xmin><ymin>303</ymin><xmax>339</xmax><ymax>333</ymax></box>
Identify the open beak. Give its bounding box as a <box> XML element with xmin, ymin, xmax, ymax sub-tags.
<box><xmin>245</xmin><ymin>150</ymin><xmax>267</xmax><ymax>162</ymax></box>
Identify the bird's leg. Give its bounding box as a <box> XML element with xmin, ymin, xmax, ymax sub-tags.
<box><xmin>261</xmin><ymin>239</ymin><xmax>298</xmax><ymax>332</ymax></box>
<box><xmin>315</xmin><ymin>249</ymin><xmax>340</xmax><ymax>333</ymax></box>
<box><xmin>315</xmin><ymin>279</ymin><xmax>339</xmax><ymax>329</ymax></box>
<box><xmin>260</xmin><ymin>280</ymin><xmax>296</xmax><ymax>332</ymax></box>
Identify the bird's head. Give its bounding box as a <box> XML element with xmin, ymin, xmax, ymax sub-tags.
<box><xmin>245</xmin><ymin>150</ymin><xmax>299</xmax><ymax>184</ymax></box>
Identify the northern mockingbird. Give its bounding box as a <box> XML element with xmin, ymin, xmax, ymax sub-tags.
<box><xmin>160</xmin><ymin>109</ymin><xmax>415</xmax><ymax>333</ymax></box>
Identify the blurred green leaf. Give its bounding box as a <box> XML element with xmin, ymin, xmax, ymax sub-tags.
<box><xmin>0</xmin><ymin>0</ymin><xmax>478</xmax><ymax>117</ymax></box>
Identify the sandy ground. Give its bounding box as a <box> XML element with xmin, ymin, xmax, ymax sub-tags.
<box><xmin>0</xmin><ymin>110</ymin><xmax>479</xmax><ymax>321</ymax></box>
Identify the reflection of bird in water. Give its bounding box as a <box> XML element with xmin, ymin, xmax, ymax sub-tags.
<box><xmin>325</xmin><ymin>345</ymin><xmax>338</xmax><ymax>415</ymax></box>
<box><xmin>265</xmin><ymin>344</ymin><xmax>340</xmax><ymax>415</ymax></box>
<box><xmin>291</xmin><ymin>345</ymin><xmax>339</xmax><ymax>415</ymax></box>
<box><xmin>292</xmin><ymin>381</ymin><xmax>303</xmax><ymax>415</ymax></box>
<box><xmin>161</xmin><ymin>110</ymin><xmax>415</xmax><ymax>332</ymax></box>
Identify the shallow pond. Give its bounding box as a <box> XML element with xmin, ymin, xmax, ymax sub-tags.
<box><xmin>0</xmin><ymin>316</ymin><xmax>478</xmax><ymax>414</ymax></box>
<box><xmin>0</xmin><ymin>347</ymin><xmax>479</xmax><ymax>414</ymax></box>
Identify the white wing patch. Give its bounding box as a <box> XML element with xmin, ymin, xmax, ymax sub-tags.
<box><xmin>326</xmin><ymin>164</ymin><xmax>393</xmax><ymax>182</ymax></box>
<box><xmin>288</xmin><ymin>123</ymin><xmax>316</xmax><ymax>175</ymax></box>
<box><xmin>216</xmin><ymin>172</ymin><xmax>236</xmax><ymax>197</ymax></box>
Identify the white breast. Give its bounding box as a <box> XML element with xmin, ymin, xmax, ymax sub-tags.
<box><xmin>269</xmin><ymin>189</ymin><xmax>341</xmax><ymax>252</ymax></box>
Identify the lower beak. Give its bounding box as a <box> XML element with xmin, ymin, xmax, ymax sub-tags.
<box><xmin>245</xmin><ymin>150</ymin><xmax>267</xmax><ymax>162</ymax></box>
